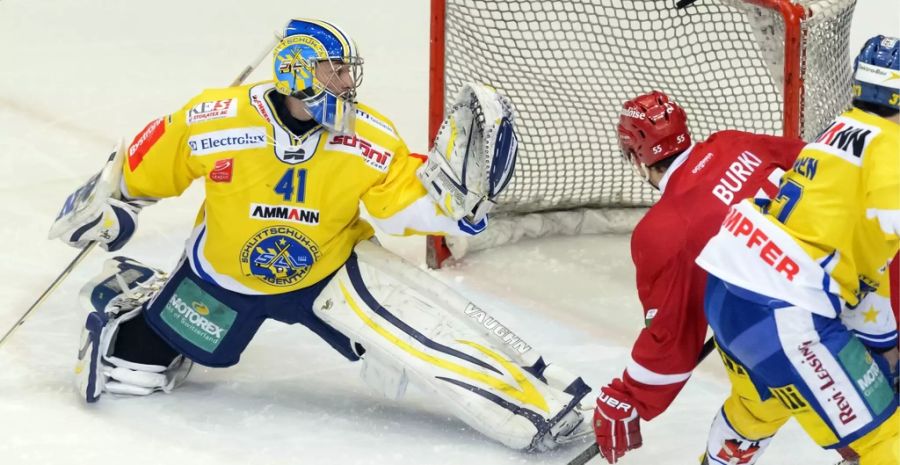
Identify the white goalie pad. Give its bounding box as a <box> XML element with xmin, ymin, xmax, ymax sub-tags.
<box><xmin>417</xmin><ymin>83</ymin><xmax>518</xmax><ymax>223</ymax></box>
<box><xmin>312</xmin><ymin>241</ymin><xmax>590</xmax><ymax>451</ymax></box>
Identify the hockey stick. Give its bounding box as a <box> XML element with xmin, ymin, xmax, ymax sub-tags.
<box><xmin>698</xmin><ymin>335</ymin><xmax>716</xmax><ymax>361</ymax></box>
<box><xmin>565</xmin><ymin>336</ymin><xmax>716</xmax><ymax>465</ymax></box>
<box><xmin>0</xmin><ymin>243</ymin><xmax>98</xmax><ymax>348</ymax></box>
<box><xmin>0</xmin><ymin>31</ymin><xmax>282</xmax><ymax>350</ymax></box>
<box><xmin>227</xmin><ymin>30</ymin><xmax>282</xmax><ymax>87</ymax></box>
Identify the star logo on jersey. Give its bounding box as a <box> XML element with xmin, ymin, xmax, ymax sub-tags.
<box><xmin>886</xmin><ymin>70</ymin><xmax>900</xmax><ymax>82</ymax></box>
<box><xmin>862</xmin><ymin>307</ymin><xmax>879</xmax><ymax>323</ymax></box>
<box><xmin>239</xmin><ymin>226</ymin><xmax>321</xmax><ymax>287</ymax></box>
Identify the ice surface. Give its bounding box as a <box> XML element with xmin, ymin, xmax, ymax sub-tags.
<box><xmin>0</xmin><ymin>1</ymin><xmax>895</xmax><ymax>464</ymax></box>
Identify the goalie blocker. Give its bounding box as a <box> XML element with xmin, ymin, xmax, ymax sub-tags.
<box><xmin>77</xmin><ymin>241</ymin><xmax>591</xmax><ymax>451</ymax></box>
<box><xmin>48</xmin><ymin>140</ymin><xmax>154</xmax><ymax>252</ymax></box>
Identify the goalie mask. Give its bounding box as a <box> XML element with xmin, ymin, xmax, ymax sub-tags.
<box><xmin>617</xmin><ymin>91</ymin><xmax>691</xmax><ymax>183</ymax></box>
<box><xmin>273</xmin><ymin>19</ymin><xmax>364</xmax><ymax>133</ymax></box>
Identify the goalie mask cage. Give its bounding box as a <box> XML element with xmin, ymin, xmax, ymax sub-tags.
<box><xmin>426</xmin><ymin>0</ymin><xmax>857</xmax><ymax>268</ymax></box>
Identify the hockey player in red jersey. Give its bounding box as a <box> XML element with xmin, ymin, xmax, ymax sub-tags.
<box><xmin>591</xmin><ymin>91</ymin><xmax>806</xmax><ymax>463</ymax></box>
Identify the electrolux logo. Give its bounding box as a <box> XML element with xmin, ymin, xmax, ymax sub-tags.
<box><xmin>188</xmin><ymin>128</ymin><xmax>268</xmax><ymax>156</ymax></box>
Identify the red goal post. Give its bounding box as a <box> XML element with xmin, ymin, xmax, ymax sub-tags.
<box><xmin>426</xmin><ymin>0</ymin><xmax>856</xmax><ymax>268</ymax></box>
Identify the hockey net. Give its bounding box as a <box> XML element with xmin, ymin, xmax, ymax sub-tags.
<box><xmin>427</xmin><ymin>0</ymin><xmax>857</xmax><ymax>267</ymax></box>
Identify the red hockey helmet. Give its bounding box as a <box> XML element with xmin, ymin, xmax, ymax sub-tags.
<box><xmin>617</xmin><ymin>91</ymin><xmax>691</xmax><ymax>168</ymax></box>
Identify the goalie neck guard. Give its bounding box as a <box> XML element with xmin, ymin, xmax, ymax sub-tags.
<box><xmin>273</xmin><ymin>19</ymin><xmax>364</xmax><ymax>133</ymax></box>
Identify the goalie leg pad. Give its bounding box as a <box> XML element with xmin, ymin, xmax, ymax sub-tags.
<box><xmin>358</xmin><ymin>349</ymin><xmax>410</xmax><ymax>401</ymax></box>
<box><xmin>76</xmin><ymin>257</ymin><xmax>192</xmax><ymax>402</ymax></box>
<box><xmin>312</xmin><ymin>247</ymin><xmax>591</xmax><ymax>451</ymax></box>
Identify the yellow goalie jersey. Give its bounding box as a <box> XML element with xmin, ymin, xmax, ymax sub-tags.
<box><xmin>122</xmin><ymin>81</ymin><xmax>469</xmax><ymax>295</ymax></box>
<box><xmin>697</xmin><ymin>108</ymin><xmax>899</xmax><ymax>323</ymax></box>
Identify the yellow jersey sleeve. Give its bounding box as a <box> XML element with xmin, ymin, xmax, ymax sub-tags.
<box><xmin>360</xmin><ymin>141</ymin><xmax>429</xmax><ymax>220</ymax></box>
<box><xmin>863</xmin><ymin>121</ymin><xmax>900</xmax><ymax>223</ymax></box>
<box><xmin>122</xmin><ymin>99</ymin><xmax>204</xmax><ymax>199</ymax></box>
<box><xmin>354</xmin><ymin>105</ymin><xmax>481</xmax><ymax>237</ymax></box>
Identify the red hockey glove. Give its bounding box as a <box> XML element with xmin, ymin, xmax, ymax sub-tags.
<box><xmin>593</xmin><ymin>383</ymin><xmax>642</xmax><ymax>464</ymax></box>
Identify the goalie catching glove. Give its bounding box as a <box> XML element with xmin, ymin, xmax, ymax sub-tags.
<box><xmin>417</xmin><ymin>83</ymin><xmax>518</xmax><ymax>224</ymax></box>
<box><xmin>48</xmin><ymin>140</ymin><xmax>147</xmax><ymax>251</ymax></box>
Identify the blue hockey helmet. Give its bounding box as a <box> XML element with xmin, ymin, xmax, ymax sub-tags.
<box><xmin>273</xmin><ymin>19</ymin><xmax>363</xmax><ymax>133</ymax></box>
<box><xmin>853</xmin><ymin>35</ymin><xmax>900</xmax><ymax>111</ymax></box>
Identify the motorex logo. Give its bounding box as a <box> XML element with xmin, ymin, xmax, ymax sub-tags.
<box><xmin>160</xmin><ymin>280</ymin><xmax>237</xmax><ymax>353</ymax></box>
<box><xmin>838</xmin><ymin>338</ymin><xmax>893</xmax><ymax>416</ymax></box>
<box><xmin>188</xmin><ymin>128</ymin><xmax>268</xmax><ymax>156</ymax></box>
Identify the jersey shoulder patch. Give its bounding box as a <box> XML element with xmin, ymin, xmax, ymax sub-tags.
<box><xmin>183</xmin><ymin>84</ymin><xmax>260</xmax><ymax>126</ymax></box>
<box><xmin>323</xmin><ymin>132</ymin><xmax>395</xmax><ymax>173</ymax></box>
<box><xmin>354</xmin><ymin>102</ymin><xmax>400</xmax><ymax>140</ymax></box>
<box><xmin>806</xmin><ymin>110</ymin><xmax>882</xmax><ymax>164</ymax></box>
<box><xmin>330</xmin><ymin>102</ymin><xmax>405</xmax><ymax>173</ymax></box>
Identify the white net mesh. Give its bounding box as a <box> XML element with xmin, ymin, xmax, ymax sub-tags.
<box><xmin>438</xmin><ymin>0</ymin><xmax>856</xmax><ymax>217</ymax></box>
<box><xmin>797</xmin><ymin>0</ymin><xmax>857</xmax><ymax>138</ymax></box>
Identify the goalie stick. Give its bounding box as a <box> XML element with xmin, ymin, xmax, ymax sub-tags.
<box><xmin>0</xmin><ymin>244</ymin><xmax>97</xmax><ymax>347</ymax></box>
<box><xmin>566</xmin><ymin>337</ymin><xmax>716</xmax><ymax>465</ymax></box>
<box><xmin>0</xmin><ymin>30</ymin><xmax>282</xmax><ymax>350</ymax></box>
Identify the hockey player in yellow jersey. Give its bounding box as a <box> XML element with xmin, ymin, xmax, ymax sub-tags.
<box><xmin>696</xmin><ymin>35</ymin><xmax>900</xmax><ymax>465</ymax></box>
<box><xmin>48</xmin><ymin>19</ymin><xmax>593</xmax><ymax>451</ymax></box>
